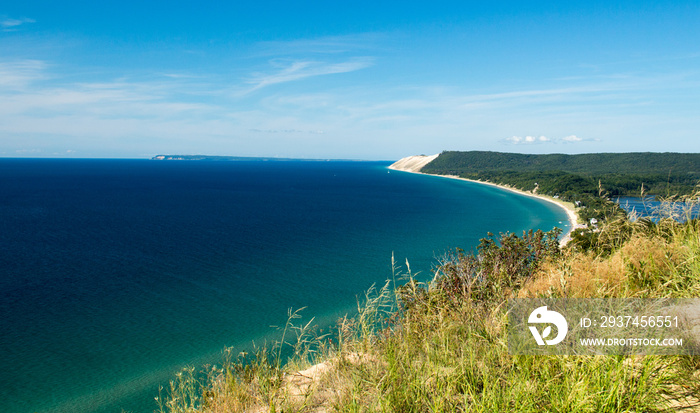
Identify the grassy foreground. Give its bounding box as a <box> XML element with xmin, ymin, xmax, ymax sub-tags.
<box><xmin>156</xmin><ymin>199</ymin><xmax>700</xmax><ymax>412</ymax></box>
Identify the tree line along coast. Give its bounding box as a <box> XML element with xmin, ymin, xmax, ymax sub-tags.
<box><xmin>414</xmin><ymin>150</ymin><xmax>700</xmax><ymax>251</ymax></box>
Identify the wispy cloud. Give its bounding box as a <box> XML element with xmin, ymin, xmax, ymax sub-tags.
<box><xmin>0</xmin><ymin>59</ymin><xmax>225</xmax><ymax>145</ymax></box>
<box><xmin>250</xmin><ymin>128</ymin><xmax>325</xmax><ymax>134</ymax></box>
<box><xmin>253</xmin><ymin>33</ymin><xmax>388</xmax><ymax>57</ymax></box>
<box><xmin>160</xmin><ymin>73</ymin><xmax>203</xmax><ymax>79</ymax></box>
<box><xmin>1</xmin><ymin>16</ymin><xmax>35</xmax><ymax>32</ymax></box>
<box><xmin>0</xmin><ymin>46</ymin><xmax>694</xmax><ymax>158</ymax></box>
<box><xmin>0</xmin><ymin>60</ymin><xmax>47</xmax><ymax>90</ymax></box>
<box><xmin>243</xmin><ymin>57</ymin><xmax>373</xmax><ymax>93</ymax></box>
<box><xmin>501</xmin><ymin>134</ymin><xmax>598</xmax><ymax>145</ymax></box>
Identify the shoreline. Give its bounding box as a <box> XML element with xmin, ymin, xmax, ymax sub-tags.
<box><xmin>388</xmin><ymin>155</ymin><xmax>581</xmax><ymax>246</ymax></box>
<box><xmin>283</xmin><ymin>157</ymin><xmax>583</xmax><ymax>395</ymax></box>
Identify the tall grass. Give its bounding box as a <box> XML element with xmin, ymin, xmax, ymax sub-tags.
<box><xmin>157</xmin><ymin>197</ymin><xmax>700</xmax><ymax>412</ymax></box>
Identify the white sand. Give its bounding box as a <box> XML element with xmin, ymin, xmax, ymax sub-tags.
<box><xmin>388</xmin><ymin>154</ymin><xmax>439</xmax><ymax>173</ymax></box>
<box><xmin>389</xmin><ymin>155</ymin><xmax>580</xmax><ymax>246</ymax></box>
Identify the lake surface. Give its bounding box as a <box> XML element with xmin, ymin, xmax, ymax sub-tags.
<box><xmin>0</xmin><ymin>159</ymin><xmax>569</xmax><ymax>413</ymax></box>
<box><xmin>616</xmin><ymin>196</ymin><xmax>700</xmax><ymax>221</ymax></box>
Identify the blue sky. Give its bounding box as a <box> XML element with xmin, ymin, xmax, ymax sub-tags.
<box><xmin>1</xmin><ymin>1</ymin><xmax>699</xmax><ymax>159</ymax></box>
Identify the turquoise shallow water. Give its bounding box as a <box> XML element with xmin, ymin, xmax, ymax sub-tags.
<box><xmin>0</xmin><ymin>159</ymin><xmax>569</xmax><ymax>413</ymax></box>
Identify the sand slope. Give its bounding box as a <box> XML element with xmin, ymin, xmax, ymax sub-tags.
<box><xmin>388</xmin><ymin>154</ymin><xmax>439</xmax><ymax>172</ymax></box>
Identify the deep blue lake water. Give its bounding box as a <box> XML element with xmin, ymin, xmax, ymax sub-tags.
<box><xmin>616</xmin><ymin>196</ymin><xmax>700</xmax><ymax>221</ymax></box>
<box><xmin>0</xmin><ymin>159</ymin><xmax>569</xmax><ymax>413</ymax></box>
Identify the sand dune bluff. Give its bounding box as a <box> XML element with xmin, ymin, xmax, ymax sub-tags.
<box><xmin>388</xmin><ymin>154</ymin><xmax>439</xmax><ymax>173</ymax></box>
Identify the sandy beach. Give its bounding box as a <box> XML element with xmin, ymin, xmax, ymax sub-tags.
<box><xmin>389</xmin><ymin>155</ymin><xmax>581</xmax><ymax>246</ymax></box>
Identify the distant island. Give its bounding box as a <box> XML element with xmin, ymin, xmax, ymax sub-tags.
<box><xmin>151</xmin><ymin>155</ymin><xmax>364</xmax><ymax>162</ymax></box>
<box><xmin>152</xmin><ymin>155</ymin><xmax>305</xmax><ymax>161</ymax></box>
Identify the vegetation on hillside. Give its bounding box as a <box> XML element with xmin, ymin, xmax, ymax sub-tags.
<box><xmin>421</xmin><ymin>151</ymin><xmax>700</xmax><ymax>198</ymax></box>
<box><xmin>421</xmin><ymin>150</ymin><xmax>700</xmax><ymax>232</ymax></box>
<box><xmin>155</xmin><ymin>195</ymin><xmax>700</xmax><ymax>413</ymax></box>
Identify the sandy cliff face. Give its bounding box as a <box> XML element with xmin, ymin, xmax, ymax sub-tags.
<box><xmin>388</xmin><ymin>154</ymin><xmax>439</xmax><ymax>173</ymax></box>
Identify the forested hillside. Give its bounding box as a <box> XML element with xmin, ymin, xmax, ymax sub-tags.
<box><xmin>421</xmin><ymin>151</ymin><xmax>700</xmax><ymax>197</ymax></box>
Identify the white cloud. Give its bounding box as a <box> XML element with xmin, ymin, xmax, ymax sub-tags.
<box><xmin>561</xmin><ymin>134</ymin><xmax>583</xmax><ymax>142</ymax></box>
<box><xmin>0</xmin><ymin>41</ymin><xmax>690</xmax><ymax>158</ymax></box>
<box><xmin>502</xmin><ymin>134</ymin><xmax>596</xmax><ymax>145</ymax></box>
<box><xmin>243</xmin><ymin>58</ymin><xmax>373</xmax><ymax>93</ymax></box>
<box><xmin>503</xmin><ymin>135</ymin><xmax>551</xmax><ymax>144</ymax></box>
<box><xmin>0</xmin><ymin>60</ymin><xmax>47</xmax><ymax>90</ymax></box>
<box><xmin>1</xmin><ymin>16</ymin><xmax>35</xmax><ymax>31</ymax></box>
